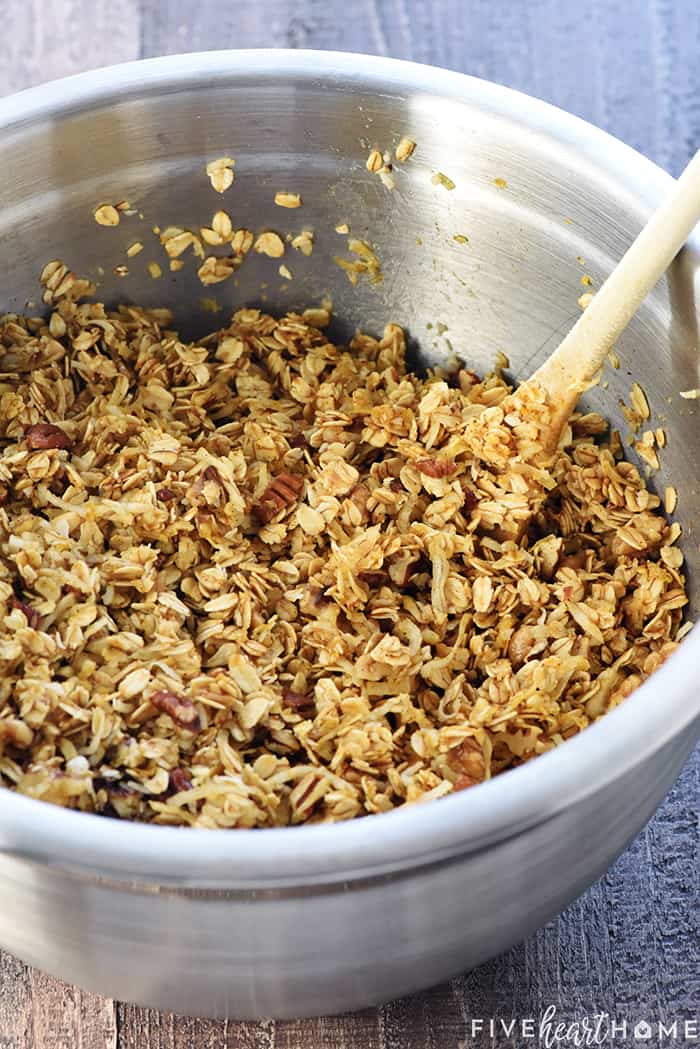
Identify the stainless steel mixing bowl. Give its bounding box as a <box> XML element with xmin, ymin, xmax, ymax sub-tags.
<box><xmin>0</xmin><ymin>50</ymin><xmax>698</xmax><ymax>1020</ymax></box>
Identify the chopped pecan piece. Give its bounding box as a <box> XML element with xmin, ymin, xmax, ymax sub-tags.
<box><xmin>416</xmin><ymin>458</ymin><xmax>457</xmax><ymax>478</ymax></box>
<box><xmin>156</xmin><ymin>487</ymin><xmax>176</xmax><ymax>502</ymax></box>
<box><xmin>448</xmin><ymin>738</ymin><xmax>485</xmax><ymax>785</ymax></box>
<box><xmin>150</xmin><ymin>690</ymin><xmax>202</xmax><ymax>732</ymax></box>
<box><xmin>282</xmin><ymin>689</ymin><xmax>314</xmax><ymax>711</ymax></box>
<box><xmin>255</xmin><ymin>472</ymin><xmax>304</xmax><ymax>523</ymax></box>
<box><xmin>169</xmin><ymin>767</ymin><xmax>194</xmax><ymax>793</ymax></box>
<box><xmin>11</xmin><ymin>597</ymin><xmax>40</xmax><ymax>630</ymax></box>
<box><xmin>25</xmin><ymin>423</ymin><xmax>72</xmax><ymax>451</ymax></box>
<box><xmin>460</xmin><ymin>483</ymin><xmax>479</xmax><ymax>512</ymax></box>
<box><xmin>359</xmin><ymin>570</ymin><xmax>388</xmax><ymax>587</ymax></box>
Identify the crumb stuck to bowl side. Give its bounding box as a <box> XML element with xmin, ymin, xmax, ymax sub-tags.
<box><xmin>0</xmin><ymin>264</ymin><xmax>687</xmax><ymax>827</ymax></box>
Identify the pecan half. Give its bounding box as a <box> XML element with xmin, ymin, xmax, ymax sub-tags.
<box><xmin>11</xmin><ymin>597</ymin><xmax>40</xmax><ymax>630</ymax></box>
<box><xmin>416</xmin><ymin>458</ymin><xmax>457</xmax><ymax>478</ymax></box>
<box><xmin>255</xmin><ymin>472</ymin><xmax>304</xmax><ymax>523</ymax></box>
<box><xmin>25</xmin><ymin>423</ymin><xmax>72</xmax><ymax>451</ymax></box>
<box><xmin>150</xmin><ymin>690</ymin><xmax>201</xmax><ymax>732</ymax></box>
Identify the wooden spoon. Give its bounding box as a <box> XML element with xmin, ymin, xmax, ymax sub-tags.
<box><xmin>516</xmin><ymin>148</ymin><xmax>700</xmax><ymax>448</ymax></box>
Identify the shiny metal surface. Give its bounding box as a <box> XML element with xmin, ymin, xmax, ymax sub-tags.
<box><xmin>0</xmin><ymin>50</ymin><xmax>698</xmax><ymax>1019</ymax></box>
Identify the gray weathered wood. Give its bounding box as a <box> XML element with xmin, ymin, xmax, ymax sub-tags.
<box><xmin>138</xmin><ymin>0</ymin><xmax>700</xmax><ymax>176</ymax></box>
<box><xmin>0</xmin><ymin>951</ymin><xmax>117</xmax><ymax>1049</ymax></box>
<box><xmin>0</xmin><ymin>1</ymin><xmax>697</xmax><ymax>1046</ymax></box>
<box><xmin>0</xmin><ymin>0</ymin><xmax>141</xmax><ymax>95</ymax></box>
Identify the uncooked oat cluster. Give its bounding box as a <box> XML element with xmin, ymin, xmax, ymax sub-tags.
<box><xmin>0</xmin><ymin>266</ymin><xmax>686</xmax><ymax>826</ymax></box>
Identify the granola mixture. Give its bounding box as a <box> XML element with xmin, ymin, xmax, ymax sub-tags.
<box><xmin>0</xmin><ymin>270</ymin><xmax>687</xmax><ymax>827</ymax></box>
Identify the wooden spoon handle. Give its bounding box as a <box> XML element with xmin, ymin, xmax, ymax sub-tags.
<box><xmin>531</xmin><ymin>148</ymin><xmax>700</xmax><ymax>405</ymax></box>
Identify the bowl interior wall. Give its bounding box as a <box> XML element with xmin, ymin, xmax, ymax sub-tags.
<box><xmin>1</xmin><ymin>70</ymin><xmax>697</xmax><ymax>608</ymax></box>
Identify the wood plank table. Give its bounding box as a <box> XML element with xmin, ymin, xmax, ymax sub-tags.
<box><xmin>1</xmin><ymin>2</ymin><xmax>698</xmax><ymax>1045</ymax></box>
